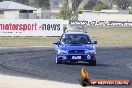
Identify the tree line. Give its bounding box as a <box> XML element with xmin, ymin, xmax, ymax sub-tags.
<box><xmin>1</xmin><ymin>0</ymin><xmax>132</xmax><ymax>20</ymax></box>
<box><xmin>81</xmin><ymin>0</ymin><xmax>132</xmax><ymax>10</ymax></box>
<box><xmin>0</xmin><ymin>0</ymin><xmax>132</xmax><ymax>10</ymax></box>
<box><xmin>59</xmin><ymin>0</ymin><xmax>132</xmax><ymax>20</ymax></box>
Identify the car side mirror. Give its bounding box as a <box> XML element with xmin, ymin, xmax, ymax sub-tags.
<box><xmin>53</xmin><ymin>41</ymin><xmax>60</xmax><ymax>45</ymax></box>
<box><xmin>92</xmin><ymin>41</ymin><xmax>97</xmax><ymax>44</ymax></box>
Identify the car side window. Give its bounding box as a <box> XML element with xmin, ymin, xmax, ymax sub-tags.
<box><xmin>61</xmin><ymin>35</ymin><xmax>71</xmax><ymax>44</ymax></box>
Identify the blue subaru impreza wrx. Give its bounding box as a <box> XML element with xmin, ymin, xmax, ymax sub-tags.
<box><xmin>53</xmin><ymin>32</ymin><xmax>97</xmax><ymax>66</ymax></box>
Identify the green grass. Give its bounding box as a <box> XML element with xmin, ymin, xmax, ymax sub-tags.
<box><xmin>0</xmin><ymin>14</ymin><xmax>4</xmax><ymax>18</ymax></box>
<box><xmin>0</xmin><ymin>27</ymin><xmax>132</xmax><ymax>47</ymax></box>
<box><xmin>88</xmin><ymin>27</ymin><xmax>132</xmax><ymax>47</ymax></box>
<box><xmin>0</xmin><ymin>37</ymin><xmax>59</xmax><ymax>47</ymax></box>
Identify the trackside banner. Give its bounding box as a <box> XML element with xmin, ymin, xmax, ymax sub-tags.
<box><xmin>0</xmin><ymin>19</ymin><xmax>63</xmax><ymax>36</ymax></box>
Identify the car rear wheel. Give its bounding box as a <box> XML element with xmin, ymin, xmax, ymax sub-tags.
<box><xmin>89</xmin><ymin>60</ymin><xmax>96</xmax><ymax>66</ymax></box>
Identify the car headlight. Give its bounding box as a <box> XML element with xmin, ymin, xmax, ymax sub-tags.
<box><xmin>58</xmin><ymin>50</ymin><xmax>67</xmax><ymax>54</ymax></box>
<box><xmin>85</xmin><ymin>50</ymin><xmax>96</xmax><ymax>54</ymax></box>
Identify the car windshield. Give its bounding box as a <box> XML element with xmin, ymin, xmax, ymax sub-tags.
<box><xmin>61</xmin><ymin>34</ymin><xmax>91</xmax><ymax>44</ymax></box>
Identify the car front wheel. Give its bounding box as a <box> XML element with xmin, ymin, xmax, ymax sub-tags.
<box><xmin>56</xmin><ymin>56</ymin><xmax>61</xmax><ymax>64</ymax></box>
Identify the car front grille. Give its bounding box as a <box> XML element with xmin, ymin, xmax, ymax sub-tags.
<box><xmin>68</xmin><ymin>50</ymin><xmax>85</xmax><ymax>54</ymax></box>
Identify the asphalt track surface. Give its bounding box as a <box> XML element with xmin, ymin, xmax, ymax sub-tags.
<box><xmin>0</xmin><ymin>47</ymin><xmax>132</xmax><ymax>88</ymax></box>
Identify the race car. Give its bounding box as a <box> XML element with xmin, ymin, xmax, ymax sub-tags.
<box><xmin>53</xmin><ymin>32</ymin><xmax>97</xmax><ymax>66</ymax></box>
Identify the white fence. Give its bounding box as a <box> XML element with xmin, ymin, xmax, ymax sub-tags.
<box><xmin>0</xmin><ymin>19</ymin><xmax>63</xmax><ymax>36</ymax></box>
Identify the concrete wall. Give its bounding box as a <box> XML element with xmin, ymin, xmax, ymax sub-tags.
<box><xmin>29</xmin><ymin>13</ymin><xmax>37</xmax><ymax>19</ymax></box>
<box><xmin>78</xmin><ymin>12</ymin><xmax>132</xmax><ymax>22</ymax></box>
<box><xmin>4</xmin><ymin>10</ymin><xmax>19</xmax><ymax>19</ymax></box>
<box><xmin>19</xmin><ymin>13</ymin><xmax>29</xmax><ymax>19</ymax></box>
<box><xmin>101</xmin><ymin>9</ymin><xmax>129</xmax><ymax>14</ymax></box>
<box><xmin>4</xmin><ymin>10</ymin><xmax>37</xmax><ymax>19</ymax></box>
<box><xmin>35</xmin><ymin>9</ymin><xmax>51</xmax><ymax>19</ymax></box>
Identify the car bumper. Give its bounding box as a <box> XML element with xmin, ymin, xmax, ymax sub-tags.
<box><xmin>56</xmin><ymin>54</ymin><xmax>96</xmax><ymax>61</ymax></box>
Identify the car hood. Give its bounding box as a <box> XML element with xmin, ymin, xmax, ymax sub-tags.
<box><xmin>59</xmin><ymin>44</ymin><xmax>94</xmax><ymax>50</ymax></box>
